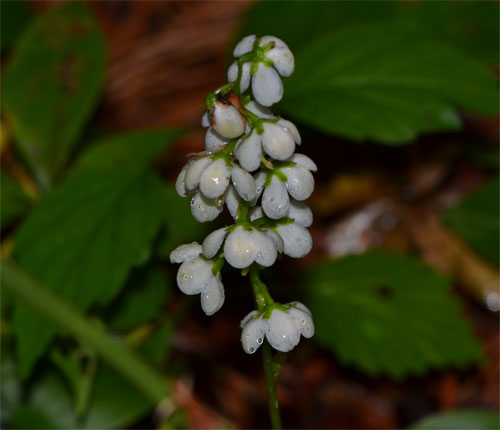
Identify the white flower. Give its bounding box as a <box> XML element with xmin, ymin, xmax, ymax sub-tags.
<box><xmin>175</xmin><ymin>156</ymin><xmax>257</xmax><ymax>209</ymax></box>
<box><xmin>240</xmin><ymin>302</ymin><xmax>314</xmax><ymax>354</ymax></box>
<box><xmin>170</xmin><ymin>242</ymin><xmax>224</xmax><ymax>315</ymax></box>
<box><xmin>204</xmin><ymin>128</ymin><xmax>230</xmax><ymax>152</ymax></box>
<box><xmin>262</xmin><ymin>175</ymin><xmax>290</xmax><ymax>219</ymax></box>
<box><xmin>223</xmin><ymin>226</ymin><xmax>277</xmax><ymax>269</ymax></box>
<box><xmin>211</xmin><ymin>100</ymin><xmax>246</xmax><ymax>139</ymax></box>
<box><xmin>288</xmin><ymin>200</ymin><xmax>313</xmax><ymax>227</ymax></box>
<box><xmin>229</xmin><ymin>35</ymin><xmax>294</xmax><ymax>106</ymax></box>
<box><xmin>234</xmin><ymin>118</ymin><xmax>301</xmax><ymax>170</ymax></box>
<box><xmin>190</xmin><ymin>191</ymin><xmax>223</xmax><ymax>223</ymax></box>
<box><xmin>276</xmin><ymin>221</ymin><xmax>313</xmax><ymax>258</ymax></box>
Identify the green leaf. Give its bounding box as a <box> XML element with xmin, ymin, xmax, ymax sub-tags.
<box><xmin>2</xmin><ymin>2</ymin><xmax>105</xmax><ymax>186</ymax></box>
<box><xmin>108</xmin><ymin>266</ymin><xmax>170</xmax><ymax>332</ymax></box>
<box><xmin>11</xmin><ymin>165</ymin><xmax>170</xmax><ymax>376</ymax></box>
<box><xmin>240</xmin><ymin>2</ymin><xmax>499</xmax><ymax>65</ymax></box>
<box><xmin>304</xmin><ymin>251</ymin><xmax>483</xmax><ymax>378</ymax></box>
<box><xmin>282</xmin><ymin>23</ymin><xmax>498</xmax><ymax>144</ymax></box>
<box><xmin>410</xmin><ymin>409</ymin><xmax>500</xmax><ymax>430</ymax></box>
<box><xmin>0</xmin><ymin>0</ymin><xmax>31</xmax><ymax>52</ymax></box>
<box><xmin>445</xmin><ymin>176</ymin><xmax>499</xmax><ymax>265</ymax></box>
<box><xmin>0</xmin><ymin>172</ymin><xmax>33</xmax><ymax>229</ymax></box>
<box><xmin>74</xmin><ymin>129</ymin><xmax>182</xmax><ymax>174</ymax></box>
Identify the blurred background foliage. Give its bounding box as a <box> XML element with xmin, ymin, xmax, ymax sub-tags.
<box><xmin>0</xmin><ymin>1</ymin><xmax>498</xmax><ymax>429</ymax></box>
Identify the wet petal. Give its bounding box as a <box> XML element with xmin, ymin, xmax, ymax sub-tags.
<box><xmin>288</xmin><ymin>302</ymin><xmax>314</xmax><ymax>338</ymax></box>
<box><xmin>199</xmin><ymin>158</ymin><xmax>230</xmax><ymax>199</ymax></box>
<box><xmin>175</xmin><ymin>165</ymin><xmax>189</xmax><ymax>197</ymax></box>
<box><xmin>170</xmin><ymin>242</ymin><xmax>202</xmax><ymax>264</ymax></box>
<box><xmin>201</xmin><ymin>111</ymin><xmax>210</xmax><ymax>128</ymax></box>
<box><xmin>241</xmin><ymin>314</ymin><xmax>267</xmax><ymax>354</ymax></box>
<box><xmin>277</xmin><ymin>223</ymin><xmax>313</xmax><ymax>258</ymax></box>
<box><xmin>213</xmin><ymin>103</ymin><xmax>245</xmax><ymax>139</ymax></box>
<box><xmin>254</xmin><ymin>171</ymin><xmax>267</xmax><ymax>200</ymax></box>
<box><xmin>249</xmin><ymin>206</ymin><xmax>264</xmax><ymax>222</ymax></box>
<box><xmin>202</xmin><ymin>227</ymin><xmax>227</xmax><ymax>258</ymax></box>
<box><xmin>200</xmin><ymin>275</ymin><xmax>225</xmax><ymax>316</ymax></box>
<box><xmin>266</xmin><ymin>229</ymin><xmax>284</xmax><ymax>253</ymax></box>
<box><xmin>205</xmin><ymin>128</ymin><xmax>230</xmax><ymax>152</ymax></box>
<box><xmin>235</xmin><ymin>131</ymin><xmax>262</xmax><ymax>172</ymax></box>
<box><xmin>223</xmin><ymin>226</ymin><xmax>259</xmax><ymax>269</ymax></box>
<box><xmin>262</xmin><ymin>176</ymin><xmax>289</xmax><ymax>219</ymax></box>
<box><xmin>177</xmin><ymin>257</ymin><xmax>213</xmax><ymax>295</ymax></box>
<box><xmin>288</xmin><ymin>200</ymin><xmax>313</xmax><ymax>227</ymax></box>
<box><xmin>289</xmin><ymin>153</ymin><xmax>317</xmax><ymax>171</ymax></box>
<box><xmin>191</xmin><ymin>191</ymin><xmax>223</xmax><ymax>222</ymax></box>
<box><xmin>252</xmin><ymin>63</ymin><xmax>283</xmax><ymax>107</ymax></box>
<box><xmin>266</xmin><ymin>309</ymin><xmax>301</xmax><ymax>352</ymax></box>
<box><xmin>227</xmin><ymin>61</ymin><xmax>251</xmax><ymax>93</ymax></box>
<box><xmin>244</xmin><ymin>100</ymin><xmax>274</xmax><ymax>119</ymax></box>
<box><xmin>277</xmin><ymin>119</ymin><xmax>301</xmax><ymax>145</ymax></box>
<box><xmin>185</xmin><ymin>157</ymin><xmax>211</xmax><ymax>192</ymax></box>
<box><xmin>283</xmin><ymin>165</ymin><xmax>314</xmax><ymax>201</ymax></box>
<box><xmin>231</xmin><ymin>166</ymin><xmax>257</xmax><ymax>202</ymax></box>
<box><xmin>254</xmin><ymin>231</ymin><xmax>278</xmax><ymax>267</ymax></box>
<box><xmin>261</xmin><ymin>122</ymin><xmax>295</xmax><ymax>161</ymax></box>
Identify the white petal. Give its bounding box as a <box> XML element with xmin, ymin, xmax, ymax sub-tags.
<box><xmin>185</xmin><ymin>157</ymin><xmax>211</xmax><ymax>192</ymax></box>
<box><xmin>266</xmin><ymin>46</ymin><xmax>294</xmax><ymax>77</ymax></box>
<box><xmin>223</xmin><ymin>227</ymin><xmax>259</xmax><ymax>269</ymax></box>
<box><xmin>240</xmin><ymin>310</ymin><xmax>259</xmax><ymax>328</ymax></box>
<box><xmin>288</xmin><ymin>303</ymin><xmax>314</xmax><ymax>338</ymax></box>
<box><xmin>283</xmin><ymin>166</ymin><xmax>315</xmax><ymax>201</ymax></box>
<box><xmin>288</xmin><ymin>200</ymin><xmax>313</xmax><ymax>227</ymax></box>
<box><xmin>235</xmin><ymin>131</ymin><xmax>262</xmax><ymax>172</ymax></box>
<box><xmin>254</xmin><ymin>231</ymin><xmax>278</xmax><ymax>267</ymax></box>
<box><xmin>249</xmin><ymin>206</ymin><xmax>264</xmax><ymax>222</ymax></box>
<box><xmin>266</xmin><ymin>309</ymin><xmax>301</xmax><ymax>352</ymax></box>
<box><xmin>252</xmin><ymin>63</ymin><xmax>283</xmax><ymax>107</ymax></box>
<box><xmin>191</xmin><ymin>191</ymin><xmax>223</xmax><ymax>223</ymax></box>
<box><xmin>277</xmin><ymin>223</ymin><xmax>313</xmax><ymax>258</ymax></box>
<box><xmin>233</xmin><ymin>34</ymin><xmax>257</xmax><ymax>57</ymax></box>
<box><xmin>199</xmin><ymin>158</ymin><xmax>230</xmax><ymax>199</ymax></box>
<box><xmin>170</xmin><ymin>242</ymin><xmax>202</xmax><ymax>264</ymax></box>
<box><xmin>202</xmin><ymin>227</ymin><xmax>227</xmax><ymax>258</ymax></box>
<box><xmin>201</xmin><ymin>111</ymin><xmax>210</xmax><ymax>128</ymax></box>
<box><xmin>244</xmin><ymin>100</ymin><xmax>274</xmax><ymax>119</ymax></box>
<box><xmin>266</xmin><ymin>229</ymin><xmax>284</xmax><ymax>253</ymax></box>
<box><xmin>241</xmin><ymin>315</ymin><xmax>266</xmax><ymax>354</ymax></box>
<box><xmin>213</xmin><ymin>103</ymin><xmax>245</xmax><ymax>139</ymax></box>
<box><xmin>261</xmin><ymin>122</ymin><xmax>295</xmax><ymax>161</ymax></box>
<box><xmin>277</xmin><ymin>119</ymin><xmax>301</xmax><ymax>145</ymax></box>
<box><xmin>177</xmin><ymin>257</ymin><xmax>213</xmax><ymax>295</ymax></box>
<box><xmin>175</xmin><ymin>165</ymin><xmax>189</xmax><ymax>197</ymax></box>
<box><xmin>205</xmin><ymin>128</ymin><xmax>230</xmax><ymax>152</ymax></box>
<box><xmin>289</xmin><ymin>153</ymin><xmax>317</xmax><ymax>171</ymax></box>
<box><xmin>231</xmin><ymin>166</ymin><xmax>257</xmax><ymax>202</ymax></box>
<box><xmin>254</xmin><ymin>171</ymin><xmax>267</xmax><ymax>200</ymax></box>
<box><xmin>200</xmin><ymin>275</ymin><xmax>225</xmax><ymax>316</ymax></box>
<box><xmin>262</xmin><ymin>176</ymin><xmax>290</xmax><ymax>219</ymax></box>
<box><xmin>259</xmin><ymin>35</ymin><xmax>289</xmax><ymax>51</ymax></box>
<box><xmin>225</xmin><ymin>184</ymin><xmax>240</xmax><ymax>218</ymax></box>
<box><xmin>227</xmin><ymin>61</ymin><xmax>251</xmax><ymax>93</ymax></box>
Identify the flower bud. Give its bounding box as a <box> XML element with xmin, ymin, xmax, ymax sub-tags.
<box><xmin>212</xmin><ymin>100</ymin><xmax>246</xmax><ymax>139</ymax></box>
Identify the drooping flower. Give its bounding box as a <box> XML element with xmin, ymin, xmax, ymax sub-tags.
<box><xmin>240</xmin><ymin>302</ymin><xmax>314</xmax><ymax>354</ymax></box>
<box><xmin>170</xmin><ymin>242</ymin><xmax>225</xmax><ymax>315</ymax></box>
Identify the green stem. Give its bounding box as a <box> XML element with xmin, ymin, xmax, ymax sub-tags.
<box><xmin>1</xmin><ymin>259</ymin><xmax>168</xmax><ymax>404</ymax></box>
<box><xmin>261</xmin><ymin>339</ymin><xmax>282</xmax><ymax>429</ymax></box>
<box><xmin>248</xmin><ymin>265</ymin><xmax>282</xmax><ymax>429</ymax></box>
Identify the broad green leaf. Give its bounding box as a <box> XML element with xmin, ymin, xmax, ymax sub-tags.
<box><xmin>0</xmin><ymin>0</ymin><xmax>31</xmax><ymax>52</ymax></box>
<box><xmin>12</xmin><ymin>166</ymin><xmax>170</xmax><ymax>376</ymax></box>
<box><xmin>305</xmin><ymin>251</ymin><xmax>483</xmax><ymax>378</ymax></box>
<box><xmin>282</xmin><ymin>24</ymin><xmax>498</xmax><ymax>144</ymax></box>
<box><xmin>2</xmin><ymin>2</ymin><xmax>105</xmax><ymax>186</ymax></box>
<box><xmin>75</xmin><ymin>129</ymin><xmax>182</xmax><ymax>173</ymax></box>
<box><xmin>1</xmin><ymin>172</ymin><xmax>33</xmax><ymax>229</ymax></box>
<box><xmin>240</xmin><ymin>2</ymin><xmax>499</xmax><ymax>65</ymax></box>
<box><xmin>445</xmin><ymin>176</ymin><xmax>499</xmax><ymax>265</ymax></box>
<box><xmin>108</xmin><ymin>266</ymin><xmax>170</xmax><ymax>332</ymax></box>
<box><xmin>410</xmin><ymin>409</ymin><xmax>500</xmax><ymax>430</ymax></box>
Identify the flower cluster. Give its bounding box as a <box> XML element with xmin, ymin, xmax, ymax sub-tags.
<box><xmin>170</xmin><ymin>35</ymin><xmax>315</xmax><ymax>354</ymax></box>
